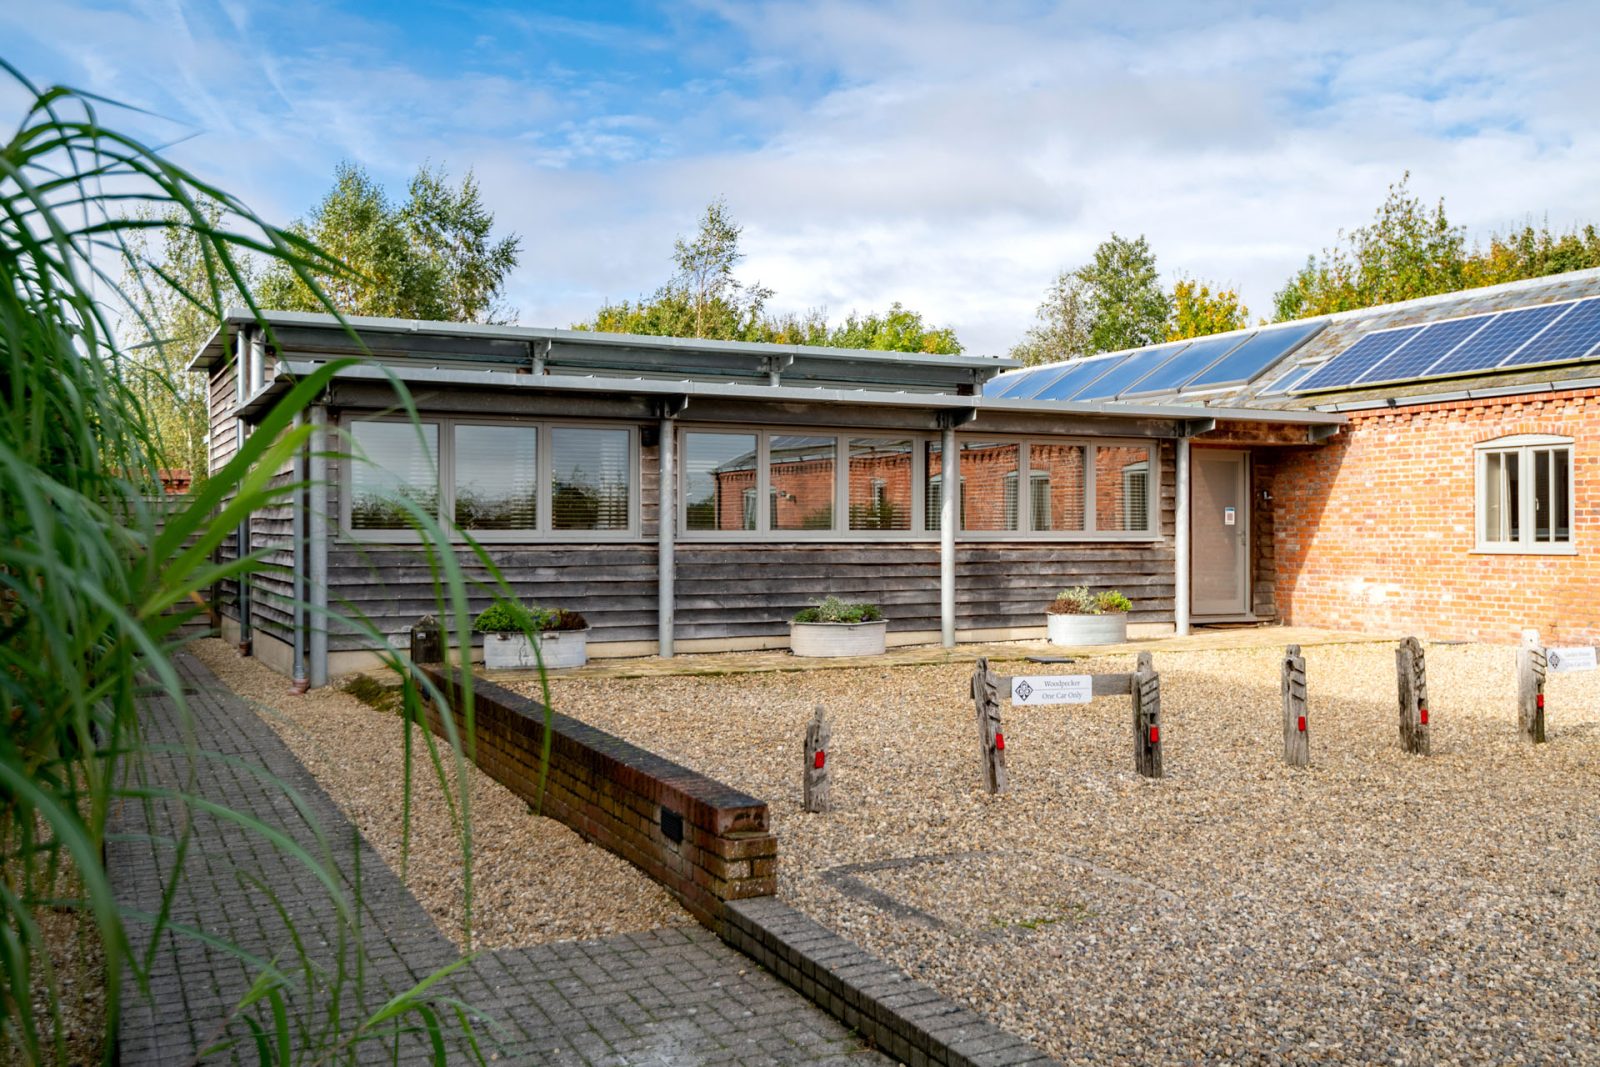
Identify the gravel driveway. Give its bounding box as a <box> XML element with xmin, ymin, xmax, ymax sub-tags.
<box><xmin>534</xmin><ymin>641</ymin><xmax>1600</xmax><ymax>1065</ymax></box>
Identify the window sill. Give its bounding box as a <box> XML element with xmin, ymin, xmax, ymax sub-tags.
<box><xmin>1470</xmin><ymin>544</ymin><xmax>1578</xmax><ymax>556</ymax></box>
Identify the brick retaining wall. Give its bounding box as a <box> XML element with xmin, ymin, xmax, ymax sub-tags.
<box><xmin>417</xmin><ymin>665</ymin><xmax>776</xmax><ymax>926</ymax></box>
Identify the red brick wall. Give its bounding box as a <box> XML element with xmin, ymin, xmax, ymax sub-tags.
<box><xmin>1269</xmin><ymin>388</ymin><xmax>1600</xmax><ymax>643</ymax></box>
<box><xmin>419</xmin><ymin>665</ymin><xmax>777</xmax><ymax>928</ymax></box>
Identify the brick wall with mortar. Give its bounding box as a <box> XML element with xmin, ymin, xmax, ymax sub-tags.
<box><xmin>1268</xmin><ymin>386</ymin><xmax>1600</xmax><ymax>643</ymax></box>
<box><xmin>417</xmin><ymin>665</ymin><xmax>777</xmax><ymax>927</ymax></box>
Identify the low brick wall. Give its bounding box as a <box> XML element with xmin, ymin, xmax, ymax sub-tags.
<box><xmin>417</xmin><ymin>665</ymin><xmax>776</xmax><ymax>926</ymax></box>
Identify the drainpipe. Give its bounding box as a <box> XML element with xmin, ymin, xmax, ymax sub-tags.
<box><xmin>234</xmin><ymin>327</ymin><xmax>252</xmax><ymax>656</ymax></box>
<box><xmin>290</xmin><ymin>411</ymin><xmax>309</xmax><ymax>694</ymax></box>
<box><xmin>940</xmin><ymin>422</ymin><xmax>957</xmax><ymax>647</ymax></box>
<box><xmin>1175</xmin><ymin>436</ymin><xmax>1191</xmax><ymax>637</ymax></box>
<box><xmin>308</xmin><ymin>404</ymin><xmax>329</xmax><ymax>688</ymax></box>
<box><xmin>657</xmin><ymin>409</ymin><xmax>678</xmax><ymax>658</ymax></box>
<box><xmin>248</xmin><ymin>328</ymin><xmax>265</xmax><ymax>397</ymax></box>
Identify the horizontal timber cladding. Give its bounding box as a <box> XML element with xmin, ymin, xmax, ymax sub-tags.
<box><xmin>673</xmin><ymin>541</ymin><xmax>1175</xmax><ymax>638</ymax></box>
<box><xmin>208</xmin><ymin>358</ymin><xmax>238</xmax><ymax>475</ymax></box>
<box><xmin>324</xmin><ymin>542</ymin><xmax>661</xmax><ymax>650</ymax></box>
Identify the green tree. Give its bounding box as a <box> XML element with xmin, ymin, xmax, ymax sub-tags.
<box><xmin>120</xmin><ymin>202</ymin><xmax>257</xmax><ymax>488</ymax></box>
<box><xmin>1463</xmin><ymin>221</ymin><xmax>1600</xmax><ymax>288</ymax></box>
<box><xmin>1272</xmin><ymin>173</ymin><xmax>1467</xmax><ymax>320</ymax></box>
<box><xmin>1168</xmin><ymin>278</ymin><xmax>1249</xmax><ymax>340</ymax></box>
<box><xmin>1009</xmin><ymin>233</ymin><xmax>1170</xmax><ymax>364</ymax></box>
<box><xmin>260</xmin><ymin>161</ymin><xmax>521</xmax><ymax>323</ymax></box>
<box><xmin>1080</xmin><ymin>233</ymin><xmax>1171</xmax><ymax>353</ymax></box>
<box><xmin>577</xmin><ymin>199</ymin><xmax>962</xmax><ymax>353</ymax></box>
<box><xmin>1009</xmin><ymin>270</ymin><xmax>1093</xmax><ymax>366</ymax></box>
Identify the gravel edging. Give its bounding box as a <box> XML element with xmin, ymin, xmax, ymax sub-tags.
<box><xmin>186</xmin><ymin>639</ymin><xmax>693</xmax><ymax>950</ymax></box>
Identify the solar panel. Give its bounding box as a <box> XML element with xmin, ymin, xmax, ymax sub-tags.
<box><xmin>1293</xmin><ymin>325</ymin><xmax>1425</xmax><ymax>392</ymax></box>
<box><xmin>1258</xmin><ymin>361</ymin><xmax>1319</xmax><ymax>396</ymax></box>
<box><xmin>1356</xmin><ymin>316</ymin><xmax>1490</xmax><ymax>385</ymax></box>
<box><xmin>986</xmin><ymin>366</ymin><xmax>1055</xmax><ymax>399</ymax></box>
<box><xmin>1502</xmin><ymin>298</ymin><xmax>1600</xmax><ymax>367</ymax></box>
<box><xmin>1070</xmin><ymin>343</ymin><xmax>1190</xmax><ymax>400</ymax></box>
<box><xmin>1184</xmin><ymin>320</ymin><xmax>1327</xmax><ymax>390</ymax></box>
<box><xmin>1122</xmin><ymin>333</ymin><xmax>1247</xmax><ymax>396</ymax></box>
<box><xmin>1034</xmin><ymin>355</ymin><xmax>1126</xmax><ymax>400</ymax></box>
<box><xmin>1425</xmin><ymin>302</ymin><xmax>1571</xmax><ymax>378</ymax></box>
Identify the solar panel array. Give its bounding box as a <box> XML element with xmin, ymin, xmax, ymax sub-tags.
<box><xmin>1292</xmin><ymin>296</ymin><xmax>1600</xmax><ymax>394</ymax></box>
<box><xmin>985</xmin><ymin>320</ymin><xmax>1326</xmax><ymax>403</ymax></box>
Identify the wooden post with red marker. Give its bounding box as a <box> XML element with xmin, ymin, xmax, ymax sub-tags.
<box><xmin>971</xmin><ymin>657</ymin><xmax>1009</xmax><ymax>794</ymax></box>
<box><xmin>1132</xmin><ymin>651</ymin><xmax>1162</xmax><ymax>778</ymax></box>
<box><xmin>1282</xmin><ymin>644</ymin><xmax>1309</xmax><ymax>768</ymax></box>
<box><xmin>1396</xmin><ymin>636</ymin><xmax>1431</xmax><ymax>755</ymax></box>
<box><xmin>803</xmin><ymin>704</ymin><xmax>831</xmax><ymax>812</ymax></box>
<box><xmin>1516</xmin><ymin>629</ymin><xmax>1547</xmax><ymax>745</ymax></box>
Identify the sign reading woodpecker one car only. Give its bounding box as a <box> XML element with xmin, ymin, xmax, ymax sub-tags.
<box><xmin>1547</xmin><ymin>646</ymin><xmax>1598</xmax><ymax>673</ymax></box>
<box><xmin>1011</xmin><ymin>675</ymin><xmax>1093</xmax><ymax>705</ymax></box>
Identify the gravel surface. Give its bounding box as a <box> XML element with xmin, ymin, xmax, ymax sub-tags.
<box><xmin>531</xmin><ymin>641</ymin><xmax>1600</xmax><ymax>1065</ymax></box>
<box><xmin>187</xmin><ymin>640</ymin><xmax>691</xmax><ymax>951</ymax></box>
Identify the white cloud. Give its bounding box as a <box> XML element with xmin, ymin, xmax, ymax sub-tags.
<box><xmin>6</xmin><ymin>0</ymin><xmax>1599</xmax><ymax>354</ymax></box>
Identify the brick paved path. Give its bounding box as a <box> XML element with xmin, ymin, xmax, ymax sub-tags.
<box><xmin>110</xmin><ymin>654</ymin><xmax>888</xmax><ymax>1065</ymax></box>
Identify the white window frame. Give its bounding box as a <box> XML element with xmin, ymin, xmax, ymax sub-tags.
<box><xmin>676</xmin><ymin>424</ymin><xmax>1161</xmax><ymax>543</ymax></box>
<box><xmin>1474</xmin><ymin>433</ymin><xmax>1576</xmax><ymax>555</ymax></box>
<box><xmin>339</xmin><ymin>415</ymin><xmax>640</xmax><ymax>543</ymax></box>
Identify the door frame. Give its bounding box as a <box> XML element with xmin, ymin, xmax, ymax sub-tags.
<box><xmin>1190</xmin><ymin>448</ymin><xmax>1251</xmax><ymax>619</ymax></box>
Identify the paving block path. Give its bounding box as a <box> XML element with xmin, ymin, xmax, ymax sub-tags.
<box><xmin>110</xmin><ymin>654</ymin><xmax>890</xmax><ymax>1065</ymax></box>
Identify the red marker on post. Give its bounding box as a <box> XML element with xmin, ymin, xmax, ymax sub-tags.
<box><xmin>1149</xmin><ymin>725</ymin><xmax>1160</xmax><ymax>745</ymax></box>
<box><xmin>994</xmin><ymin>733</ymin><xmax>1005</xmax><ymax>751</ymax></box>
<box><xmin>813</xmin><ymin>750</ymin><xmax>825</xmax><ymax>769</ymax></box>
<box><xmin>1419</xmin><ymin>707</ymin><xmax>1429</xmax><ymax>726</ymax></box>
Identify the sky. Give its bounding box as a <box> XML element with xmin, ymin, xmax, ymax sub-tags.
<box><xmin>5</xmin><ymin>0</ymin><xmax>1599</xmax><ymax>356</ymax></box>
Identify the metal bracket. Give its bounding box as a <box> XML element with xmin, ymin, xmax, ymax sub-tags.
<box><xmin>1307</xmin><ymin>423</ymin><xmax>1342</xmax><ymax>443</ymax></box>
<box><xmin>936</xmin><ymin>407</ymin><xmax>979</xmax><ymax>431</ymax></box>
<box><xmin>1180</xmin><ymin>417</ymin><xmax>1217</xmax><ymax>438</ymax></box>
<box><xmin>652</xmin><ymin>394</ymin><xmax>690</xmax><ymax>420</ymax></box>
<box><xmin>529</xmin><ymin>338</ymin><xmax>552</xmax><ymax>375</ymax></box>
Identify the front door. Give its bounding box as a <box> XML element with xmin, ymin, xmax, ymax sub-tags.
<box><xmin>1192</xmin><ymin>450</ymin><xmax>1249</xmax><ymax>616</ymax></box>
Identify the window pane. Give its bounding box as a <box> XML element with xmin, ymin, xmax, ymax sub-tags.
<box><xmin>685</xmin><ymin>432</ymin><xmax>757</xmax><ymax>531</ymax></box>
<box><xmin>1095</xmin><ymin>445</ymin><xmax>1153</xmax><ymax>532</ymax></box>
<box><xmin>1535</xmin><ymin>448</ymin><xmax>1553</xmax><ymax>542</ymax></box>
<box><xmin>1506</xmin><ymin>450</ymin><xmax>1521</xmax><ymax>541</ymax></box>
<box><xmin>349</xmin><ymin>422</ymin><xmax>438</xmax><ymax>529</ymax></box>
<box><xmin>1028</xmin><ymin>443</ymin><xmax>1085</xmax><ymax>532</ymax></box>
<box><xmin>959</xmin><ymin>441</ymin><xmax>1020</xmax><ymax>531</ymax></box>
<box><xmin>1553</xmin><ymin>449</ymin><xmax>1571</xmax><ymax>542</ymax></box>
<box><xmin>454</xmin><ymin>424</ymin><xmax>536</xmax><ymax>530</ymax></box>
<box><xmin>769</xmin><ymin>435</ymin><xmax>837</xmax><ymax>531</ymax></box>
<box><xmin>1484</xmin><ymin>452</ymin><xmax>1506</xmax><ymax>542</ymax></box>
<box><xmin>849</xmin><ymin>438</ymin><xmax>913</xmax><ymax>531</ymax></box>
<box><xmin>550</xmin><ymin>427</ymin><xmax>630</xmax><ymax>530</ymax></box>
<box><xmin>925</xmin><ymin>440</ymin><xmax>947</xmax><ymax>530</ymax></box>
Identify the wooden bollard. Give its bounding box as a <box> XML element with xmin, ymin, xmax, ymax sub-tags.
<box><xmin>1395</xmin><ymin>636</ymin><xmax>1430</xmax><ymax>755</ymax></box>
<box><xmin>1516</xmin><ymin>629</ymin><xmax>1547</xmax><ymax>744</ymax></box>
<box><xmin>1282</xmin><ymin>644</ymin><xmax>1309</xmax><ymax>768</ymax></box>
<box><xmin>410</xmin><ymin>615</ymin><xmax>443</xmax><ymax>666</ymax></box>
<box><xmin>971</xmin><ymin>658</ymin><xmax>1009</xmax><ymax>794</ymax></box>
<box><xmin>1132</xmin><ymin>651</ymin><xmax>1162</xmax><ymax>778</ymax></box>
<box><xmin>803</xmin><ymin>705</ymin><xmax>831</xmax><ymax>812</ymax></box>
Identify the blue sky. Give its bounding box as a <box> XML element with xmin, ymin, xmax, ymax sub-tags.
<box><xmin>6</xmin><ymin>0</ymin><xmax>1599</xmax><ymax>354</ymax></box>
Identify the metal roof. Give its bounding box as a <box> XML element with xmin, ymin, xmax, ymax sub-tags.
<box><xmin>189</xmin><ymin>309</ymin><xmax>1015</xmax><ymax>395</ymax></box>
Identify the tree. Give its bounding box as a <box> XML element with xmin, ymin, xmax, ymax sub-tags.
<box><xmin>1462</xmin><ymin>221</ymin><xmax>1600</xmax><ymax>288</ymax></box>
<box><xmin>119</xmin><ymin>202</ymin><xmax>257</xmax><ymax>487</ymax></box>
<box><xmin>1010</xmin><ymin>270</ymin><xmax>1093</xmax><ymax>366</ymax></box>
<box><xmin>259</xmin><ymin>161</ymin><xmax>521</xmax><ymax>323</ymax></box>
<box><xmin>1168</xmin><ymin>278</ymin><xmax>1249</xmax><ymax>340</ymax></box>
<box><xmin>576</xmin><ymin>199</ymin><xmax>963</xmax><ymax>353</ymax></box>
<box><xmin>1080</xmin><ymin>233</ymin><xmax>1171</xmax><ymax>353</ymax></box>
<box><xmin>1009</xmin><ymin>233</ymin><xmax>1170</xmax><ymax>364</ymax></box>
<box><xmin>1272</xmin><ymin>173</ymin><xmax>1466</xmax><ymax>320</ymax></box>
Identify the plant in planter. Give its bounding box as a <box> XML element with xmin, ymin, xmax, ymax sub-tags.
<box><xmin>1045</xmin><ymin>586</ymin><xmax>1133</xmax><ymax>646</ymax></box>
<box><xmin>789</xmin><ymin>596</ymin><xmax>888</xmax><ymax>658</ymax></box>
<box><xmin>474</xmin><ymin>601</ymin><xmax>591</xmax><ymax>670</ymax></box>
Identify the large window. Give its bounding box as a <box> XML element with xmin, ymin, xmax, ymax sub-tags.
<box><xmin>683</xmin><ymin>427</ymin><xmax>1157</xmax><ymax>540</ymax></box>
<box><xmin>1477</xmin><ymin>435</ymin><xmax>1574</xmax><ymax>552</ymax></box>
<box><xmin>344</xmin><ymin>418</ymin><xmax>636</xmax><ymax>540</ymax></box>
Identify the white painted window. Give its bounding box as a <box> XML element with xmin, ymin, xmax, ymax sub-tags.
<box><xmin>1476</xmin><ymin>434</ymin><xmax>1574</xmax><ymax>553</ymax></box>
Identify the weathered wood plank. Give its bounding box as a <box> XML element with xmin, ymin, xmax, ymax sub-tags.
<box><xmin>1282</xmin><ymin>644</ymin><xmax>1309</xmax><ymax>768</ymax></box>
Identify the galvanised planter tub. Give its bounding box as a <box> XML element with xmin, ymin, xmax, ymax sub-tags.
<box><xmin>789</xmin><ymin>620</ymin><xmax>888</xmax><ymax>658</ymax></box>
<box><xmin>1046</xmin><ymin>612</ymin><xmax>1129</xmax><ymax>647</ymax></box>
<box><xmin>482</xmin><ymin>628</ymin><xmax>589</xmax><ymax>670</ymax></box>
